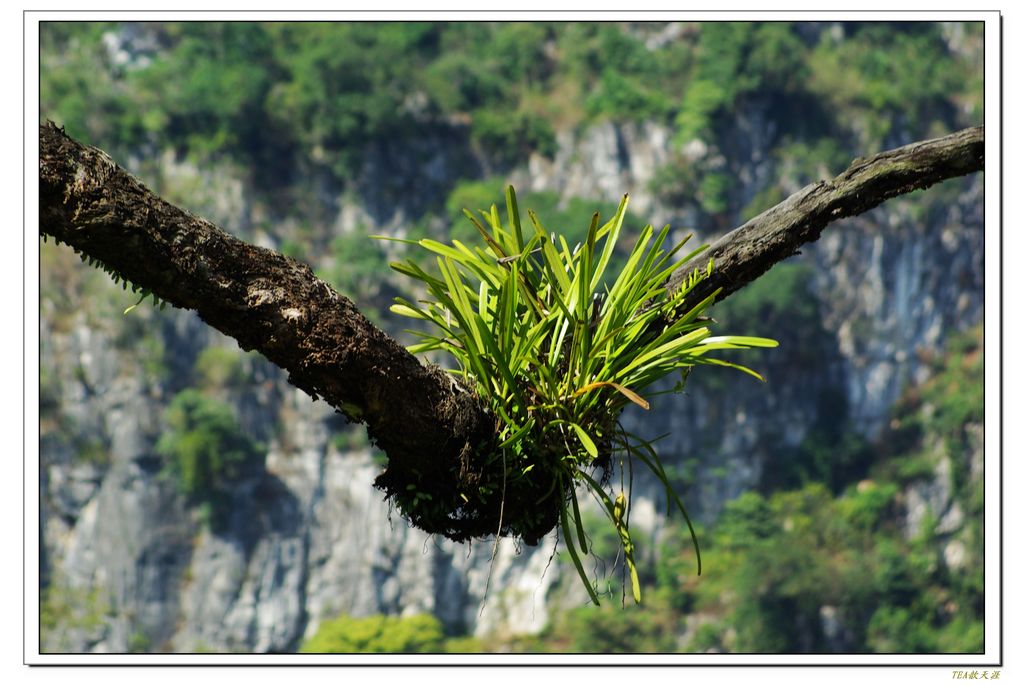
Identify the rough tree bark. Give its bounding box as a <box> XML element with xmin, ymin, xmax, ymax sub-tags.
<box><xmin>669</xmin><ymin>126</ymin><xmax>985</xmax><ymax>308</ymax></box>
<box><xmin>38</xmin><ymin>122</ymin><xmax>984</xmax><ymax>544</ymax></box>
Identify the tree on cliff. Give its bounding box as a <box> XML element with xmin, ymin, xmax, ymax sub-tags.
<box><xmin>38</xmin><ymin>122</ymin><xmax>985</xmax><ymax>571</ymax></box>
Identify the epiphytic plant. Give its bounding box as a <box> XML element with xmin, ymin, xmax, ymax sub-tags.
<box><xmin>379</xmin><ymin>187</ymin><xmax>776</xmax><ymax>604</ymax></box>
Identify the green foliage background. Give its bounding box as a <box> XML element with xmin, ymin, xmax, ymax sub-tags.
<box><xmin>40</xmin><ymin>20</ymin><xmax>984</xmax><ymax>654</ymax></box>
<box><xmin>299</xmin><ymin>614</ymin><xmax>446</xmax><ymax>653</ymax></box>
<box><xmin>156</xmin><ymin>389</ymin><xmax>265</xmax><ymax>528</ymax></box>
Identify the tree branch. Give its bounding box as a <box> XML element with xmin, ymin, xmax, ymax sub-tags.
<box><xmin>669</xmin><ymin>126</ymin><xmax>984</xmax><ymax>311</ymax></box>
<box><xmin>38</xmin><ymin>122</ymin><xmax>984</xmax><ymax>544</ymax></box>
<box><xmin>39</xmin><ymin>121</ymin><xmax>511</xmax><ymax>542</ymax></box>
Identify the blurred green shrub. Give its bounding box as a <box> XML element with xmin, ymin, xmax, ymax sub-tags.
<box><xmin>156</xmin><ymin>390</ymin><xmax>264</xmax><ymax>511</ymax></box>
<box><xmin>470</xmin><ymin>109</ymin><xmax>557</xmax><ymax>168</ymax></box>
<box><xmin>299</xmin><ymin>613</ymin><xmax>445</xmax><ymax>653</ymax></box>
<box><xmin>40</xmin><ymin>573</ymin><xmax>111</xmax><ymax>652</ymax></box>
<box><xmin>193</xmin><ymin>346</ymin><xmax>248</xmax><ymax>390</ymax></box>
<box><xmin>540</xmin><ymin>604</ymin><xmax>678</xmax><ymax>653</ymax></box>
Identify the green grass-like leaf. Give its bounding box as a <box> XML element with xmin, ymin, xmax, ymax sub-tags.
<box><xmin>380</xmin><ymin>185</ymin><xmax>775</xmax><ymax>601</ymax></box>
